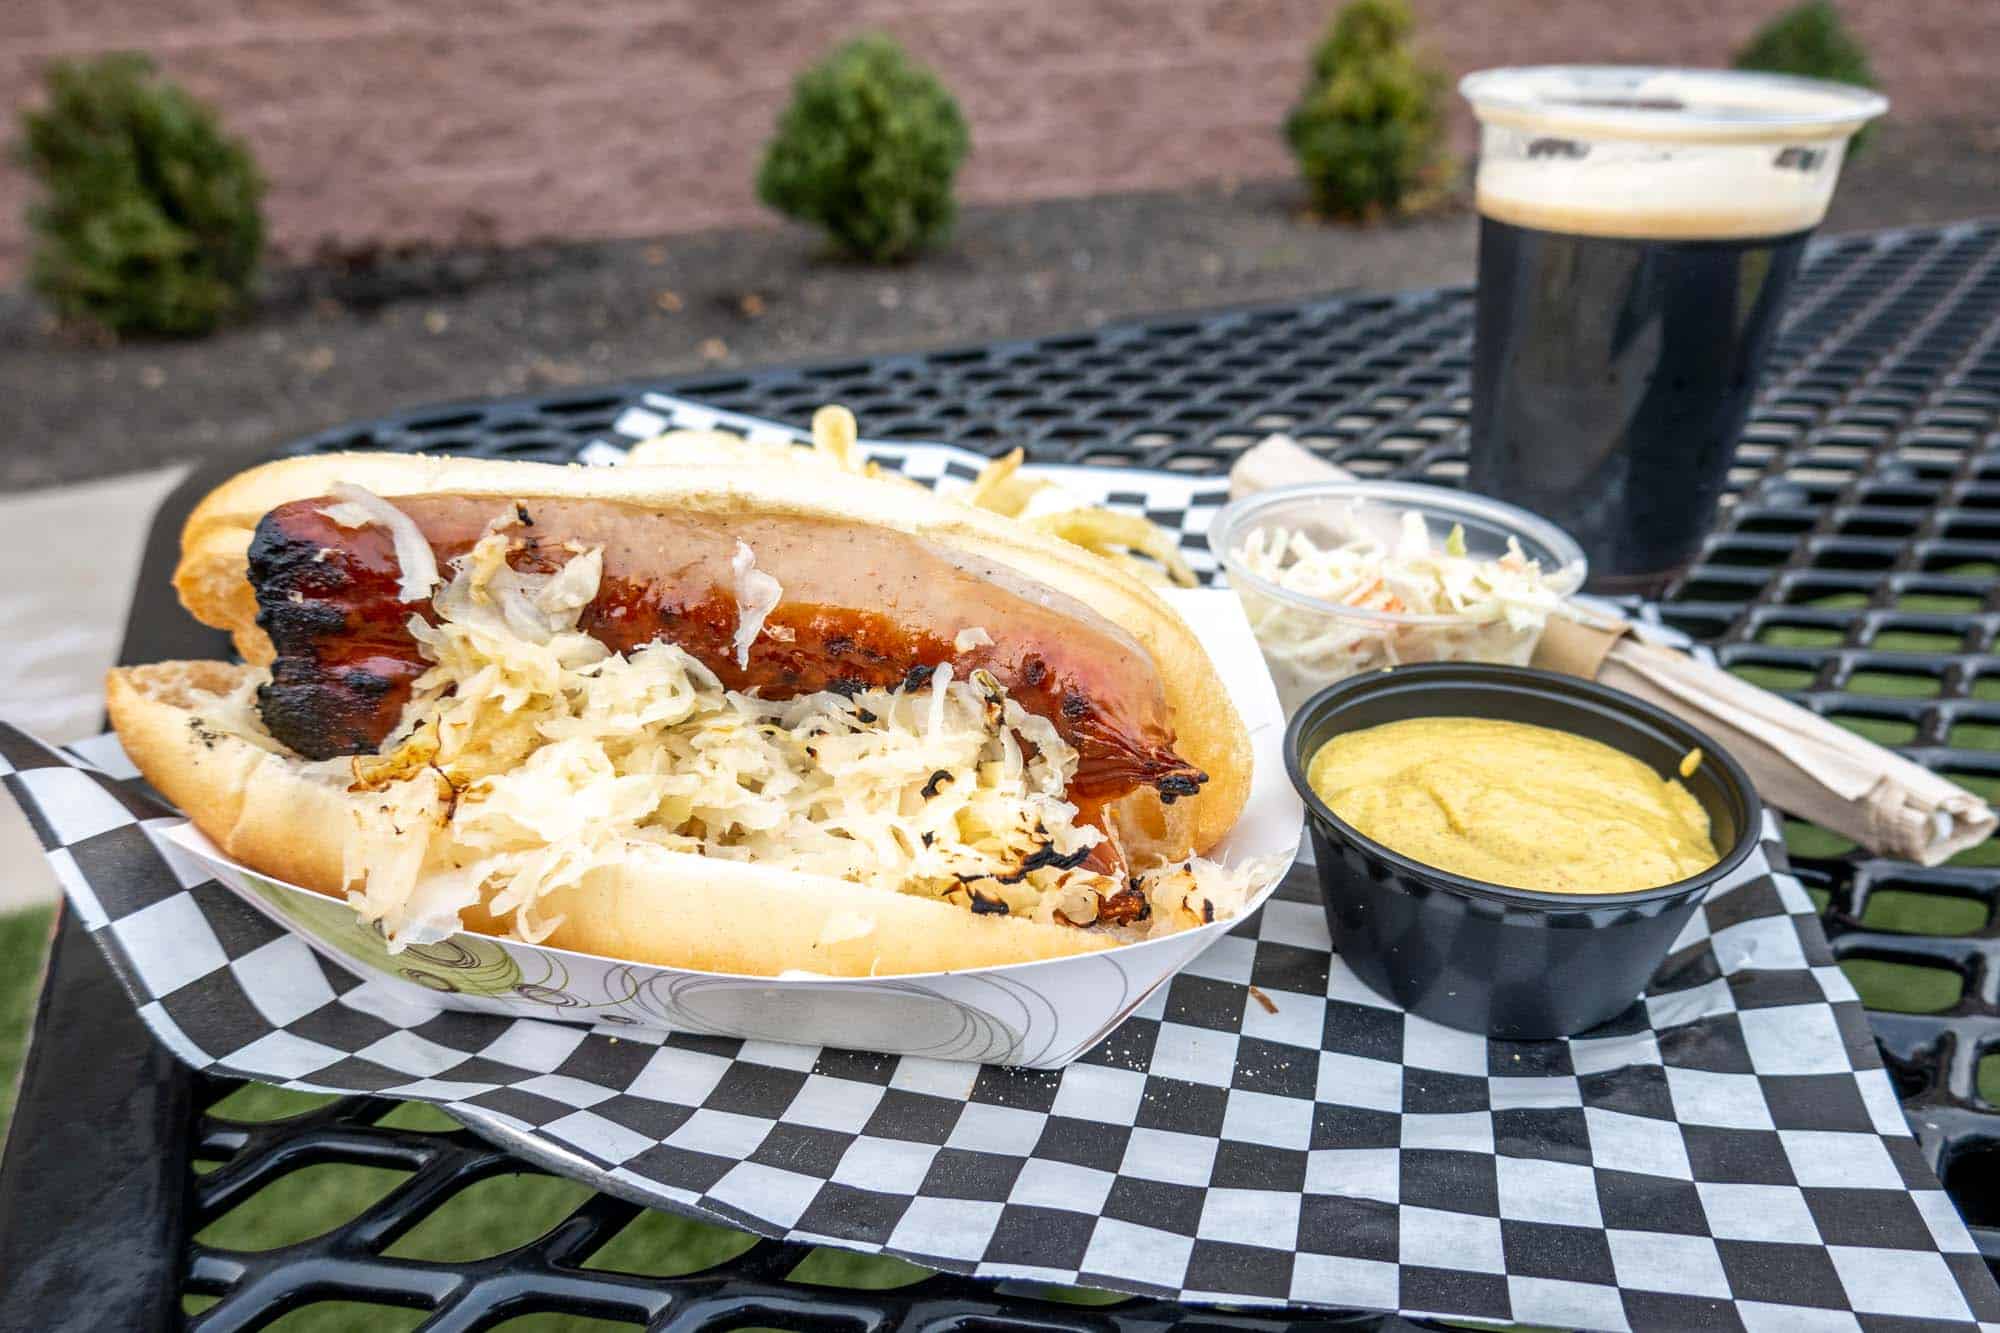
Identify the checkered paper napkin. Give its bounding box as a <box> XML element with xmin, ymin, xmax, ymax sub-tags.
<box><xmin>7</xmin><ymin>397</ymin><xmax>1997</xmax><ymax>1330</ymax></box>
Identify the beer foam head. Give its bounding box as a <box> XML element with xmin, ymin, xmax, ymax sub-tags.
<box><xmin>1462</xmin><ymin>67</ymin><xmax>1887</xmax><ymax>240</ymax></box>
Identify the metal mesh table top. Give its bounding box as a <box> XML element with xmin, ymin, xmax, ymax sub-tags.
<box><xmin>12</xmin><ymin>219</ymin><xmax>1999</xmax><ymax>1331</ymax></box>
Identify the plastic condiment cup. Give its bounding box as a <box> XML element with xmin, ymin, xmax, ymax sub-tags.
<box><xmin>1212</xmin><ymin>481</ymin><xmax>1586</xmax><ymax>716</ymax></box>
<box><xmin>1284</xmin><ymin>662</ymin><xmax>1762</xmax><ymax>1038</ymax></box>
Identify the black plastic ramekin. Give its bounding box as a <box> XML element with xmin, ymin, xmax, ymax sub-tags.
<box><xmin>1285</xmin><ymin>662</ymin><xmax>1762</xmax><ymax>1039</ymax></box>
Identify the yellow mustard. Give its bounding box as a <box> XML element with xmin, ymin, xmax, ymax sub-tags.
<box><xmin>1306</xmin><ymin>717</ymin><xmax>1719</xmax><ymax>895</ymax></box>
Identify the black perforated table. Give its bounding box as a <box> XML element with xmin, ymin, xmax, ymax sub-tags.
<box><xmin>2</xmin><ymin>219</ymin><xmax>1996</xmax><ymax>1331</ymax></box>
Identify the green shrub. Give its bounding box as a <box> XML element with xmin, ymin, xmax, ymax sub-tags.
<box><xmin>757</xmin><ymin>35</ymin><xmax>969</xmax><ymax>262</ymax></box>
<box><xmin>16</xmin><ymin>53</ymin><xmax>265</xmax><ymax>338</ymax></box>
<box><xmin>1284</xmin><ymin>0</ymin><xmax>1452</xmax><ymax>221</ymax></box>
<box><xmin>1734</xmin><ymin>1</ymin><xmax>1878</xmax><ymax>151</ymax></box>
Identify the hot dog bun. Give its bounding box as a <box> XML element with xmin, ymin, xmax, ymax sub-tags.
<box><xmin>170</xmin><ymin>451</ymin><xmax>1250</xmax><ymax>854</ymax></box>
<box><xmin>108</xmin><ymin>661</ymin><xmax>1118</xmax><ymax>975</ymax></box>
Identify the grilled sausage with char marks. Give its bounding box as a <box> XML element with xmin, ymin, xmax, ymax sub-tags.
<box><xmin>249</xmin><ymin>496</ymin><xmax>1207</xmax><ymax>833</ymax></box>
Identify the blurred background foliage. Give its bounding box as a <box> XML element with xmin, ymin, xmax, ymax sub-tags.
<box><xmin>17</xmin><ymin>54</ymin><xmax>263</xmax><ymax>338</ymax></box>
<box><xmin>757</xmin><ymin>35</ymin><xmax>970</xmax><ymax>263</ymax></box>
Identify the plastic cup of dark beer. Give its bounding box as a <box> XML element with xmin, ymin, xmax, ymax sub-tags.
<box><xmin>1460</xmin><ymin>67</ymin><xmax>1886</xmax><ymax>596</ymax></box>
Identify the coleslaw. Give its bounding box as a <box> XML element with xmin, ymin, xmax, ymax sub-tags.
<box><xmin>1224</xmin><ymin>497</ymin><xmax>1582</xmax><ymax>713</ymax></box>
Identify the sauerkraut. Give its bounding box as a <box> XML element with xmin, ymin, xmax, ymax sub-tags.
<box><xmin>326</xmin><ymin>482</ymin><xmax>441</xmax><ymax>603</ymax></box>
<box><xmin>209</xmin><ymin>522</ymin><xmax>1272</xmax><ymax>953</ymax></box>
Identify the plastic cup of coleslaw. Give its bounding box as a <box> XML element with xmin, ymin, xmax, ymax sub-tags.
<box><xmin>1211</xmin><ymin>481</ymin><xmax>1587</xmax><ymax>716</ymax></box>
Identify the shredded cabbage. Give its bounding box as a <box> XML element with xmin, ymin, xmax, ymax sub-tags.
<box><xmin>327</xmin><ymin>483</ymin><xmax>442</xmax><ymax>603</ymax></box>
<box><xmin>729</xmin><ymin>541</ymin><xmax>782</xmax><ymax>667</ymax></box>
<box><xmin>1233</xmin><ymin>506</ymin><xmax>1580</xmax><ymax>713</ymax></box>
<box><xmin>318</xmin><ymin>501</ymin><xmax>373</xmax><ymax>528</ymax></box>
<box><xmin>217</xmin><ymin>528</ymin><xmax>1271</xmax><ymax>952</ymax></box>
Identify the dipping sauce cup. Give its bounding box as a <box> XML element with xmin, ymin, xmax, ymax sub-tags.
<box><xmin>1285</xmin><ymin>662</ymin><xmax>1762</xmax><ymax>1038</ymax></box>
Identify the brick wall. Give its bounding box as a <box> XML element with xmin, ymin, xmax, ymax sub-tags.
<box><xmin>1</xmin><ymin>0</ymin><xmax>1990</xmax><ymax>279</ymax></box>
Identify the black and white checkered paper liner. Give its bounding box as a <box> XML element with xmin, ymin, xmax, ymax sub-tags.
<box><xmin>4</xmin><ymin>395</ymin><xmax>1994</xmax><ymax>1330</ymax></box>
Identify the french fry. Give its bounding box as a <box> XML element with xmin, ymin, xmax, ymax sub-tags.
<box><xmin>1024</xmin><ymin>508</ymin><xmax>1199</xmax><ymax>588</ymax></box>
<box><xmin>810</xmin><ymin>404</ymin><xmax>864</xmax><ymax>472</ymax></box>
<box><xmin>964</xmin><ymin>449</ymin><xmax>1049</xmax><ymax>517</ymax></box>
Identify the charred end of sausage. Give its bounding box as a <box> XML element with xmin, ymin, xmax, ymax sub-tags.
<box><xmin>251</xmin><ymin>504</ymin><xmax>426</xmax><ymax>760</ymax></box>
<box><xmin>257</xmin><ymin>660</ymin><xmax>411</xmax><ymax>761</ymax></box>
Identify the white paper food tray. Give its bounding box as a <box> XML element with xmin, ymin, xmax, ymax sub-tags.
<box><xmin>146</xmin><ymin>588</ymin><xmax>1302</xmax><ymax>1068</ymax></box>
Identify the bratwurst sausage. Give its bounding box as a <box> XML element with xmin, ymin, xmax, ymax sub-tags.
<box><xmin>248</xmin><ymin>496</ymin><xmax>1208</xmax><ymax>815</ymax></box>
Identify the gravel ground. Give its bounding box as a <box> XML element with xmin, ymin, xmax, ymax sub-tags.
<box><xmin>3</xmin><ymin>122</ymin><xmax>1996</xmax><ymax>493</ymax></box>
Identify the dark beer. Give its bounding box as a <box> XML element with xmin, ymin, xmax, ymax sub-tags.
<box><xmin>1459</xmin><ymin>66</ymin><xmax>1884</xmax><ymax>595</ymax></box>
<box><xmin>1468</xmin><ymin>217</ymin><xmax>1811</xmax><ymax>593</ymax></box>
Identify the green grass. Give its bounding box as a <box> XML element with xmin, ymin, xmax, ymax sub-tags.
<box><xmin>1981</xmin><ymin>1054</ymin><xmax>2000</xmax><ymax>1108</ymax></box>
<box><xmin>1730</xmin><ymin>663</ymin><xmax>1815</xmax><ymax>691</ymax></box>
<box><xmin>1785</xmin><ymin>818</ymin><xmax>1857</xmax><ymax>859</ymax></box>
<box><xmin>197</xmin><ymin>1163</ymin><xmax>412</xmax><ymax>1251</ymax></box>
<box><xmin>1860</xmin><ymin>890</ymin><xmax>1988</xmax><ymax>935</ymax></box>
<box><xmin>1845</xmin><ymin>671</ymin><xmax>1940</xmax><ymax>699</ymax></box>
<box><xmin>1949</xmin><ymin>837</ymin><xmax>2000</xmax><ymax>868</ymax></box>
<box><xmin>1840</xmin><ymin>959</ymin><xmax>1964</xmax><ymax>1013</ymax></box>
<box><xmin>582</xmin><ymin>1208</ymin><xmax>759</xmax><ymax>1277</ymax></box>
<box><xmin>376</xmin><ymin>1100</ymin><xmax>462</xmax><ymax>1132</ymax></box>
<box><xmin>1949</xmin><ymin>772</ymin><xmax>2000</xmax><ymax>802</ymax></box>
<box><xmin>1797</xmin><ymin>590</ymin><xmax>1870</xmax><ymax>611</ymax></box>
<box><xmin>261</xmin><ymin>1306</ymin><xmax>427</xmax><ymax>1332</ymax></box>
<box><xmin>386</xmin><ymin>1173</ymin><xmax>597</xmax><ymax>1262</ymax></box>
<box><xmin>1758</xmin><ymin>623</ymin><xmax>1844</xmax><ymax>648</ymax></box>
<box><xmin>0</xmin><ymin>906</ymin><xmax>54</xmax><ymax>1142</ymax></box>
<box><xmin>1872</xmin><ymin>629</ymin><xmax>1964</xmax><ymax>653</ymax></box>
<box><xmin>1935</xmin><ymin>560</ymin><xmax>2000</xmax><ymax>579</ymax></box>
<box><xmin>1749</xmin><ymin>830</ymin><xmax>1992</xmax><ymax>1017</ymax></box>
<box><xmin>1951</xmin><ymin>723</ymin><xmax>2000</xmax><ymax>751</ymax></box>
<box><xmin>1974</xmin><ymin>678</ymin><xmax>2000</xmax><ymax>702</ymax></box>
<box><xmin>193</xmin><ymin>1088</ymin><xmax>945</xmax><ymax>1321</ymax></box>
<box><xmin>790</xmin><ymin>1248</ymin><xmax>932</xmax><ymax>1289</ymax></box>
<box><xmin>1829</xmin><ymin>714</ymin><xmax>1917</xmax><ymax>746</ymax></box>
<box><xmin>185</xmin><ymin>1146</ymin><xmax>938</xmax><ymax>1330</ymax></box>
<box><xmin>1897</xmin><ymin>592</ymin><xmax>1982</xmax><ymax>614</ymax></box>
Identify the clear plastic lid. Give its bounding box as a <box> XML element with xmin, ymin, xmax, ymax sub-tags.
<box><xmin>1462</xmin><ymin>66</ymin><xmax>1887</xmax><ymax>239</ymax></box>
<box><xmin>1460</xmin><ymin>66</ymin><xmax>1887</xmax><ymax>144</ymax></box>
